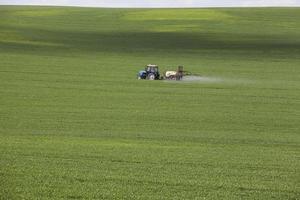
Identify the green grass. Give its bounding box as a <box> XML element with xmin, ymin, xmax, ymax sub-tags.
<box><xmin>0</xmin><ymin>6</ymin><xmax>300</xmax><ymax>199</ymax></box>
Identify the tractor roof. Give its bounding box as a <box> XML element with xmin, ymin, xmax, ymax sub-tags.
<box><xmin>147</xmin><ymin>64</ymin><xmax>158</xmax><ymax>67</ymax></box>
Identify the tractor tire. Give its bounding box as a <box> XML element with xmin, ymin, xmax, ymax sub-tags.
<box><xmin>169</xmin><ymin>75</ymin><xmax>176</xmax><ymax>80</ymax></box>
<box><xmin>148</xmin><ymin>74</ymin><xmax>155</xmax><ymax>80</ymax></box>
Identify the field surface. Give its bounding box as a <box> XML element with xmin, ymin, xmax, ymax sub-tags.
<box><xmin>0</xmin><ymin>6</ymin><xmax>300</xmax><ymax>199</ymax></box>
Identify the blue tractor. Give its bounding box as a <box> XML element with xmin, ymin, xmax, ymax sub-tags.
<box><xmin>137</xmin><ymin>64</ymin><xmax>160</xmax><ymax>80</ymax></box>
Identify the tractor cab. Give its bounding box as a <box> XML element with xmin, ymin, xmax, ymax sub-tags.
<box><xmin>137</xmin><ymin>64</ymin><xmax>160</xmax><ymax>80</ymax></box>
<box><xmin>145</xmin><ymin>64</ymin><xmax>158</xmax><ymax>73</ymax></box>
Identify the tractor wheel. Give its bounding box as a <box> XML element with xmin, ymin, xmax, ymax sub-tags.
<box><xmin>148</xmin><ymin>74</ymin><xmax>155</xmax><ymax>80</ymax></box>
<box><xmin>169</xmin><ymin>75</ymin><xmax>176</xmax><ymax>80</ymax></box>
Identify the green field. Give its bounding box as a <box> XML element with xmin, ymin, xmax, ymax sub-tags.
<box><xmin>0</xmin><ymin>6</ymin><xmax>300</xmax><ymax>199</ymax></box>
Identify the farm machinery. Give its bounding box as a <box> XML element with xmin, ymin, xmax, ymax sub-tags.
<box><xmin>137</xmin><ymin>64</ymin><xmax>190</xmax><ymax>80</ymax></box>
<box><xmin>137</xmin><ymin>64</ymin><xmax>160</xmax><ymax>80</ymax></box>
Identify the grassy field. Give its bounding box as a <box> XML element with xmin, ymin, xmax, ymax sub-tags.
<box><xmin>0</xmin><ymin>6</ymin><xmax>300</xmax><ymax>199</ymax></box>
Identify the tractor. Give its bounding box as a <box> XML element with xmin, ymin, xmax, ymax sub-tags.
<box><xmin>137</xmin><ymin>64</ymin><xmax>161</xmax><ymax>80</ymax></box>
